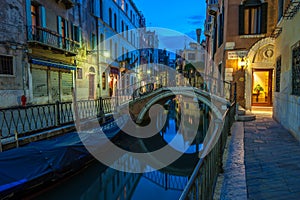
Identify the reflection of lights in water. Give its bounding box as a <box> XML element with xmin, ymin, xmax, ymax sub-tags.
<box><xmin>161</xmin><ymin>118</ymin><xmax>203</xmax><ymax>154</ymax></box>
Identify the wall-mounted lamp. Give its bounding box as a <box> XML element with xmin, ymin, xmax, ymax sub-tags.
<box><xmin>238</xmin><ymin>57</ymin><xmax>247</xmax><ymax>70</ymax></box>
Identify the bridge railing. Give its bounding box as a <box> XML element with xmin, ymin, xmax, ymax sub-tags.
<box><xmin>179</xmin><ymin>101</ymin><xmax>236</xmax><ymax>200</ymax></box>
<box><xmin>0</xmin><ymin>97</ymin><xmax>112</xmax><ymax>151</ymax></box>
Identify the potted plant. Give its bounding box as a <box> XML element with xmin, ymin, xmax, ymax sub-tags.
<box><xmin>254</xmin><ymin>84</ymin><xmax>264</xmax><ymax>94</ymax></box>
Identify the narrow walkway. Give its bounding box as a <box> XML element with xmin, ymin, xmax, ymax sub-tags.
<box><xmin>219</xmin><ymin>110</ymin><xmax>300</xmax><ymax>200</ymax></box>
<box><xmin>244</xmin><ymin>113</ymin><xmax>300</xmax><ymax>199</ymax></box>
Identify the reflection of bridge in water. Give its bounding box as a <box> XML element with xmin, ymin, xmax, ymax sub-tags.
<box><xmin>143</xmin><ymin>170</ymin><xmax>188</xmax><ymax>191</ymax></box>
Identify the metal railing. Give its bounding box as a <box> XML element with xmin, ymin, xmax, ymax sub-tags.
<box><xmin>27</xmin><ymin>25</ymin><xmax>80</xmax><ymax>55</ymax></box>
<box><xmin>179</xmin><ymin>101</ymin><xmax>236</xmax><ymax>200</ymax></box>
<box><xmin>0</xmin><ymin>97</ymin><xmax>113</xmax><ymax>146</ymax></box>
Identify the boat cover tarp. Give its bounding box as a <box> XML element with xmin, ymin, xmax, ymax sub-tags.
<box><xmin>0</xmin><ymin>132</ymin><xmax>90</xmax><ymax>195</ymax></box>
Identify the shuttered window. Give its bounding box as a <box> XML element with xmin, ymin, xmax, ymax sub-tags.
<box><xmin>239</xmin><ymin>1</ymin><xmax>267</xmax><ymax>35</ymax></box>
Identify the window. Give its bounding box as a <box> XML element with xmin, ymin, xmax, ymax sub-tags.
<box><xmin>114</xmin><ymin>13</ymin><xmax>117</xmax><ymax>31</ymax></box>
<box><xmin>278</xmin><ymin>0</ymin><xmax>284</xmax><ymax>21</ymax></box>
<box><xmin>31</xmin><ymin>4</ymin><xmax>38</xmax><ymax>27</ymax></box>
<box><xmin>239</xmin><ymin>1</ymin><xmax>267</xmax><ymax>35</ymax></box>
<box><xmin>275</xmin><ymin>56</ymin><xmax>281</xmax><ymax>92</ymax></box>
<box><xmin>100</xmin><ymin>0</ymin><xmax>103</xmax><ymax>19</ymax></box>
<box><xmin>188</xmin><ymin>53</ymin><xmax>195</xmax><ymax>60</ymax></box>
<box><xmin>121</xmin><ymin>21</ymin><xmax>124</xmax><ymax>36</ymax></box>
<box><xmin>109</xmin><ymin>8</ymin><xmax>112</xmax><ymax>27</ymax></box>
<box><xmin>0</xmin><ymin>55</ymin><xmax>13</xmax><ymax>75</ymax></box>
<box><xmin>218</xmin><ymin>7</ymin><xmax>224</xmax><ymax>47</ymax></box>
<box><xmin>72</xmin><ymin>25</ymin><xmax>80</xmax><ymax>42</ymax></box>
<box><xmin>77</xmin><ymin>68</ymin><xmax>83</xmax><ymax>79</ymax></box>
<box><xmin>292</xmin><ymin>45</ymin><xmax>300</xmax><ymax>95</ymax></box>
<box><xmin>91</xmin><ymin>33</ymin><xmax>97</xmax><ymax>50</ymax></box>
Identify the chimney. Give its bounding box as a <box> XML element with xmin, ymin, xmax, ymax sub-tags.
<box><xmin>196</xmin><ymin>28</ymin><xmax>202</xmax><ymax>43</ymax></box>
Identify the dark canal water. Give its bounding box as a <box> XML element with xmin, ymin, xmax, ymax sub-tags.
<box><xmin>31</xmin><ymin>101</ymin><xmax>208</xmax><ymax>200</ymax></box>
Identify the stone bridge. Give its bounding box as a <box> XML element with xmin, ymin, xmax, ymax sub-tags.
<box><xmin>117</xmin><ymin>86</ymin><xmax>230</xmax><ymax>124</ymax></box>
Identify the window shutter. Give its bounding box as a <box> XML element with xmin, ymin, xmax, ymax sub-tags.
<box><xmin>65</xmin><ymin>20</ymin><xmax>69</xmax><ymax>38</ymax></box>
<box><xmin>239</xmin><ymin>5</ymin><xmax>244</xmax><ymax>35</ymax></box>
<box><xmin>71</xmin><ymin>23</ymin><xmax>74</xmax><ymax>40</ymax></box>
<box><xmin>39</xmin><ymin>6</ymin><xmax>46</xmax><ymax>27</ymax></box>
<box><xmin>26</xmin><ymin>0</ymin><xmax>31</xmax><ymax>26</ymax></box>
<box><xmin>78</xmin><ymin>27</ymin><xmax>82</xmax><ymax>45</ymax></box>
<box><xmin>261</xmin><ymin>2</ymin><xmax>268</xmax><ymax>34</ymax></box>
<box><xmin>57</xmin><ymin>16</ymin><xmax>62</xmax><ymax>35</ymax></box>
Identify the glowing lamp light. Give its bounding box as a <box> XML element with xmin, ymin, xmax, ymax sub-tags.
<box><xmin>238</xmin><ymin>57</ymin><xmax>246</xmax><ymax>70</ymax></box>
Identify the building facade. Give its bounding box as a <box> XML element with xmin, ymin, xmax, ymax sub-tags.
<box><xmin>0</xmin><ymin>0</ymin><xmax>146</xmax><ymax>107</ymax></box>
<box><xmin>205</xmin><ymin>0</ymin><xmax>300</xmax><ymax>137</ymax></box>
<box><xmin>205</xmin><ymin>0</ymin><xmax>277</xmax><ymax>105</ymax></box>
<box><xmin>0</xmin><ymin>0</ymin><xmax>28</xmax><ymax>107</ymax></box>
<box><xmin>273</xmin><ymin>0</ymin><xmax>300</xmax><ymax>139</ymax></box>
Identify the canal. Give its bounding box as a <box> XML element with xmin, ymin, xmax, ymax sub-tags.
<box><xmin>28</xmin><ymin>100</ymin><xmax>209</xmax><ymax>199</ymax></box>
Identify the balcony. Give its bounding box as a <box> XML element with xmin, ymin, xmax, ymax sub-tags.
<box><xmin>207</xmin><ymin>0</ymin><xmax>218</xmax><ymax>16</ymax></box>
<box><xmin>56</xmin><ymin>0</ymin><xmax>75</xmax><ymax>9</ymax></box>
<box><xmin>204</xmin><ymin>21</ymin><xmax>212</xmax><ymax>37</ymax></box>
<box><xmin>27</xmin><ymin>26</ymin><xmax>80</xmax><ymax>56</ymax></box>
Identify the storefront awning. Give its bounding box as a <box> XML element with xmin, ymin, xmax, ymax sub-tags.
<box><xmin>31</xmin><ymin>58</ymin><xmax>76</xmax><ymax>70</ymax></box>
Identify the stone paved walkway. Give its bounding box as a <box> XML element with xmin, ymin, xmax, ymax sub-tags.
<box><xmin>219</xmin><ymin>112</ymin><xmax>300</xmax><ymax>200</ymax></box>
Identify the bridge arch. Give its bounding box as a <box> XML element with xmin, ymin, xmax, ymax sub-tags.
<box><xmin>135</xmin><ymin>87</ymin><xmax>227</xmax><ymax>124</ymax></box>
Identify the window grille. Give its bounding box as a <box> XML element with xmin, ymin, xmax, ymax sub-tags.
<box><xmin>0</xmin><ymin>55</ymin><xmax>13</xmax><ymax>75</ymax></box>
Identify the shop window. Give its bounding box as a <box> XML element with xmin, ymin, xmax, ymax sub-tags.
<box><xmin>0</xmin><ymin>55</ymin><xmax>13</xmax><ymax>75</ymax></box>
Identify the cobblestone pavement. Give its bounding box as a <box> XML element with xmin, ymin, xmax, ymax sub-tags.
<box><xmin>244</xmin><ymin>113</ymin><xmax>300</xmax><ymax>200</ymax></box>
<box><xmin>219</xmin><ymin>112</ymin><xmax>300</xmax><ymax>200</ymax></box>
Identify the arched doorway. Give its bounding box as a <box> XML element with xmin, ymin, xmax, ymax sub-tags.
<box><xmin>245</xmin><ymin>37</ymin><xmax>275</xmax><ymax>109</ymax></box>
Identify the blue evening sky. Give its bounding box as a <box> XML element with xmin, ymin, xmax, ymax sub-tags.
<box><xmin>134</xmin><ymin>0</ymin><xmax>206</xmax><ymax>42</ymax></box>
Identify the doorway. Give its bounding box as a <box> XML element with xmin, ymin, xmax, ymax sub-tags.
<box><xmin>252</xmin><ymin>69</ymin><xmax>273</xmax><ymax>106</ymax></box>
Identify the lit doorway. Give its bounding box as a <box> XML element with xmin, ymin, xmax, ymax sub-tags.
<box><xmin>252</xmin><ymin>69</ymin><xmax>273</xmax><ymax>106</ymax></box>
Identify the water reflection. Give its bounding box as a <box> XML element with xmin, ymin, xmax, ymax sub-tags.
<box><xmin>159</xmin><ymin>99</ymin><xmax>209</xmax><ymax>153</ymax></box>
<box><xmin>34</xmin><ymin>161</ymin><xmax>188</xmax><ymax>200</ymax></box>
<box><xmin>33</xmin><ymin>99</ymin><xmax>209</xmax><ymax>199</ymax></box>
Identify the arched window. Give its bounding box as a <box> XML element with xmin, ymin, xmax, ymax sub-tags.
<box><xmin>102</xmin><ymin>72</ymin><xmax>106</xmax><ymax>90</ymax></box>
<box><xmin>239</xmin><ymin>0</ymin><xmax>267</xmax><ymax>35</ymax></box>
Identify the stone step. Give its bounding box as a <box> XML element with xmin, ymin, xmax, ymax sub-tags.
<box><xmin>236</xmin><ymin>114</ymin><xmax>256</xmax><ymax>122</ymax></box>
<box><xmin>237</xmin><ymin>110</ymin><xmax>246</xmax><ymax>115</ymax></box>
